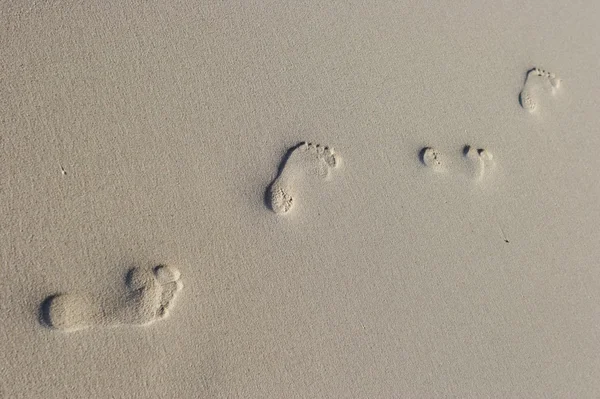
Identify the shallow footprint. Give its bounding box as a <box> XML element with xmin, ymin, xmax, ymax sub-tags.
<box><xmin>462</xmin><ymin>145</ymin><xmax>494</xmax><ymax>182</ymax></box>
<box><xmin>519</xmin><ymin>67</ymin><xmax>561</xmax><ymax>112</ymax></box>
<box><xmin>41</xmin><ymin>265</ymin><xmax>183</xmax><ymax>332</ymax></box>
<box><xmin>266</xmin><ymin>142</ymin><xmax>339</xmax><ymax>215</ymax></box>
<box><xmin>420</xmin><ymin>146</ymin><xmax>494</xmax><ymax>182</ymax></box>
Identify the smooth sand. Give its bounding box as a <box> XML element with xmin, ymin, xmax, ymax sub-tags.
<box><xmin>1</xmin><ymin>1</ymin><xmax>599</xmax><ymax>397</ymax></box>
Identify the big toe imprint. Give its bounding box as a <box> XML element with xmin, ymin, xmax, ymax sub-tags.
<box><xmin>42</xmin><ymin>265</ymin><xmax>183</xmax><ymax>332</ymax></box>
<box><xmin>267</xmin><ymin>142</ymin><xmax>340</xmax><ymax>215</ymax></box>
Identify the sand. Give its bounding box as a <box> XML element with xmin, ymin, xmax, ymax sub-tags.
<box><xmin>0</xmin><ymin>1</ymin><xmax>599</xmax><ymax>397</ymax></box>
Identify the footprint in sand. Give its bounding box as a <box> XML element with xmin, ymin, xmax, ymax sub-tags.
<box><xmin>420</xmin><ymin>147</ymin><xmax>447</xmax><ymax>173</ymax></box>
<box><xmin>420</xmin><ymin>145</ymin><xmax>494</xmax><ymax>182</ymax></box>
<box><xmin>41</xmin><ymin>265</ymin><xmax>183</xmax><ymax>332</ymax></box>
<box><xmin>462</xmin><ymin>145</ymin><xmax>494</xmax><ymax>182</ymax></box>
<box><xmin>519</xmin><ymin>67</ymin><xmax>561</xmax><ymax>112</ymax></box>
<box><xmin>266</xmin><ymin>142</ymin><xmax>339</xmax><ymax>215</ymax></box>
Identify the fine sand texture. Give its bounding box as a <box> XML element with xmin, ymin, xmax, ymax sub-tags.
<box><xmin>1</xmin><ymin>1</ymin><xmax>599</xmax><ymax>398</ymax></box>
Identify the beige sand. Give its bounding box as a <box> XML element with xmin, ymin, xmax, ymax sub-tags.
<box><xmin>0</xmin><ymin>1</ymin><xmax>599</xmax><ymax>397</ymax></box>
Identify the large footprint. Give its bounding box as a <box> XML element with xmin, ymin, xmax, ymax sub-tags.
<box><xmin>519</xmin><ymin>67</ymin><xmax>561</xmax><ymax>112</ymax></box>
<box><xmin>421</xmin><ymin>145</ymin><xmax>494</xmax><ymax>182</ymax></box>
<box><xmin>266</xmin><ymin>142</ymin><xmax>339</xmax><ymax>215</ymax></box>
<box><xmin>41</xmin><ymin>265</ymin><xmax>183</xmax><ymax>332</ymax></box>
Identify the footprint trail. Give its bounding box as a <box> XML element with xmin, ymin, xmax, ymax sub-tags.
<box><xmin>266</xmin><ymin>142</ymin><xmax>339</xmax><ymax>215</ymax></box>
<box><xmin>41</xmin><ymin>265</ymin><xmax>183</xmax><ymax>332</ymax></box>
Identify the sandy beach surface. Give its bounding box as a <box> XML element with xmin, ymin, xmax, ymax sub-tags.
<box><xmin>1</xmin><ymin>1</ymin><xmax>599</xmax><ymax>397</ymax></box>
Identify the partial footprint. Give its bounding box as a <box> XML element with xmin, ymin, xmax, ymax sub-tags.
<box><xmin>420</xmin><ymin>147</ymin><xmax>446</xmax><ymax>173</ymax></box>
<box><xmin>420</xmin><ymin>146</ymin><xmax>494</xmax><ymax>182</ymax></box>
<box><xmin>266</xmin><ymin>142</ymin><xmax>339</xmax><ymax>215</ymax></box>
<box><xmin>519</xmin><ymin>67</ymin><xmax>561</xmax><ymax>112</ymax></box>
<box><xmin>41</xmin><ymin>265</ymin><xmax>183</xmax><ymax>332</ymax></box>
<box><xmin>462</xmin><ymin>145</ymin><xmax>494</xmax><ymax>182</ymax></box>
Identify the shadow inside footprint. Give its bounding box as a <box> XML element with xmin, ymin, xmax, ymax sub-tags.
<box><xmin>39</xmin><ymin>294</ymin><xmax>60</xmax><ymax>328</ymax></box>
<box><xmin>518</xmin><ymin>67</ymin><xmax>538</xmax><ymax>109</ymax></box>
<box><xmin>263</xmin><ymin>142</ymin><xmax>305</xmax><ymax>211</ymax></box>
<box><xmin>419</xmin><ymin>147</ymin><xmax>430</xmax><ymax>166</ymax></box>
<box><xmin>275</xmin><ymin>142</ymin><xmax>306</xmax><ymax>177</ymax></box>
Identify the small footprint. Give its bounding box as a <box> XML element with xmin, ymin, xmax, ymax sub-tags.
<box><xmin>41</xmin><ymin>265</ymin><xmax>183</xmax><ymax>332</ymax></box>
<box><xmin>420</xmin><ymin>145</ymin><xmax>494</xmax><ymax>182</ymax></box>
<box><xmin>266</xmin><ymin>142</ymin><xmax>339</xmax><ymax>215</ymax></box>
<box><xmin>519</xmin><ymin>67</ymin><xmax>561</xmax><ymax>112</ymax></box>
